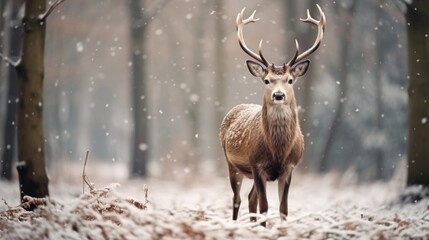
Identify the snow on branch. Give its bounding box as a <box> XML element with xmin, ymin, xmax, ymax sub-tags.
<box><xmin>0</xmin><ymin>52</ymin><xmax>21</xmax><ymax>68</ymax></box>
<box><xmin>38</xmin><ymin>0</ymin><xmax>67</xmax><ymax>21</ymax></box>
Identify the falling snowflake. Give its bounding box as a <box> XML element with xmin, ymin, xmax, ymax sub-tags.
<box><xmin>76</xmin><ymin>42</ymin><xmax>84</xmax><ymax>52</ymax></box>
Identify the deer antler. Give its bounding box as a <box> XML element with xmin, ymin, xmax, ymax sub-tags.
<box><xmin>236</xmin><ymin>8</ymin><xmax>270</xmax><ymax>67</ymax></box>
<box><xmin>287</xmin><ymin>4</ymin><xmax>326</xmax><ymax>66</ymax></box>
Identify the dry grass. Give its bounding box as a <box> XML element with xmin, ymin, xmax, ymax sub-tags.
<box><xmin>0</xmin><ymin>160</ymin><xmax>429</xmax><ymax>239</ymax></box>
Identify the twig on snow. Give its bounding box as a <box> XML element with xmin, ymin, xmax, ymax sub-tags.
<box><xmin>1</xmin><ymin>198</ymin><xmax>12</xmax><ymax>208</ymax></box>
<box><xmin>126</xmin><ymin>184</ymin><xmax>151</xmax><ymax>210</ymax></box>
<box><xmin>143</xmin><ymin>184</ymin><xmax>149</xmax><ymax>206</ymax></box>
<box><xmin>82</xmin><ymin>151</ymin><xmax>94</xmax><ymax>194</ymax></box>
<box><xmin>318</xmin><ymin>228</ymin><xmax>359</xmax><ymax>238</ymax></box>
<box><xmin>286</xmin><ymin>212</ymin><xmax>337</xmax><ymax>225</ymax></box>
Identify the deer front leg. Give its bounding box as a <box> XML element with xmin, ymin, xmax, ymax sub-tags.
<box><xmin>248</xmin><ymin>184</ymin><xmax>258</xmax><ymax>222</ymax></box>
<box><xmin>253</xmin><ymin>170</ymin><xmax>268</xmax><ymax>227</ymax></box>
<box><xmin>228</xmin><ymin>163</ymin><xmax>243</xmax><ymax>220</ymax></box>
<box><xmin>278</xmin><ymin>173</ymin><xmax>292</xmax><ymax>220</ymax></box>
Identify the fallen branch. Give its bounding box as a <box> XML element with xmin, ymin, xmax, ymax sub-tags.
<box><xmin>80</xmin><ymin>151</ymin><xmax>149</xmax><ymax>212</ymax></box>
<box><xmin>20</xmin><ymin>196</ymin><xmax>48</xmax><ymax>210</ymax></box>
<box><xmin>126</xmin><ymin>198</ymin><xmax>147</xmax><ymax>210</ymax></box>
<box><xmin>1</xmin><ymin>198</ymin><xmax>11</xmax><ymax>208</ymax></box>
<box><xmin>317</xmin><ymin>228</ymin><xmax>359</xmax><ymax>238</ymax></box>
<box><xmin>126</xmin><ymin>184</ymin><xmax>150</xmax><ymax>210</ymax></box>
<box><xmin>285</xmin><ymin>212</ymin><xmax>336</xmax><ymax>225</ymax></box>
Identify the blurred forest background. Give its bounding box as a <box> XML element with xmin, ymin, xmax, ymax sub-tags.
<box><xmin>0</xmin><ymin>0</ymin><xmax>413</xmax><ymax>183</ymax></box>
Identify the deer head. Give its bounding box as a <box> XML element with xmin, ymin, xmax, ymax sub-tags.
<box><xmin>236</xmin><ymin>4</ymin><xmax>326</xmax><ymax>106</ymax></box>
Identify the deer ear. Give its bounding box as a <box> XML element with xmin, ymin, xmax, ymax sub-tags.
<box><xmin>246</xmin><ymin>60</ymin><xmax>265</xmax><ymax>78</ymax></box>
<box><xmin>291</xmin><ymin>60</ymin><xmax>310</xmax><ymax>77</ymax></box>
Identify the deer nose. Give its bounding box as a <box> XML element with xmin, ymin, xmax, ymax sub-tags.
<box><xmin>273</xmin><ymin>91</ymin><xmax>285</xmax><ymax>101</ymax></box>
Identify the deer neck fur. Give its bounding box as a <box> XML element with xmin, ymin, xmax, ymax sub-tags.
<box><xmin>261</xmin><ymin>97</ymin><xmax>298</xmax><ymax>160</ymax></box>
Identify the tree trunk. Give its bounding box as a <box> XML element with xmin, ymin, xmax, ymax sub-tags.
<box><xmin>318</xmin><ymin>2</ymin><xmax>356</xmax><ymax>172</ymax></box>
<box><xmin>187</xmin><ymin>2</ymin><xmax>205</xmax><ymax>169</ymax></box>
<box><xmin>1</xmin><ymin>1</ymin><xmax>23</xmax><ymax>181</ymax></box>
<box><xmin>373</xmin><ymin>5</ymin><xmax>385</xmax><ymax>179</ymax></box>
<box><xmin>16</xmin><ymin>0</ymin><xmax>49</xmax><ymax>202</ymax></box>
<box><xmin>299</xmin><ymin>1</ymin><xmax>317</xmax><ymax>167</ymax></box>
<box><xmin>214</xmin><ymin>0</ymin><xmax>227</xmax><ymax>169</ymax></box>
<box><xmin>406</xmin><ymin>0</ymin><xmax>429</xmax><ymax>187</ymax></box>
<box><xmin>128</xmin><ymin>0</ymin><xmax>149</xmax><ymax>178</ymax></box>
<box><xmin>127</xmin><ymin>0</ymin><xmax>169</xmax><ymax>178</ymax></box>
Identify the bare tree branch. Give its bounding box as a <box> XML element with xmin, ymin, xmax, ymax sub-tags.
<box><xmin>390</xmin><ymin>0</ymin><xmax>408</xmax><ymax>15</ymax></box>
<box><xmin>38</xmin><ymin>0</ymin><xmax>67</xmax><ymax>21</ymax></box>
<box><xmin>366</xmin><ymin>1</ymin><xmax>406</xmax><ymax>23</ymax></box>
<box><xmin>142</xmin><ymin>0</ymin><xmax>171</xmax><ymax>22</ymax></box>
<box><xmin>0</xmin><ymin>52</ymin><xmax>21</xmax><ymax>68</ymax></box>
<box><xmin>129</xmin><ymin>0</ymin><xmax>170</xmax><ymax>32</ymax></box>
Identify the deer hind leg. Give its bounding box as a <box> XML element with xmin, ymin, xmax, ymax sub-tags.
<box><xmin>278</xmin><ymin>173</ymin><xmax>292</xmax><ymax>220</ymax></box>
<box><xmin>248</xmin><ymin>184</ymin><xmax>258</xmax><ymax>222</ymax></box>
<box><xmin>228</xmin><ymin>162</ymin><xmax>243</xmax><ymax>220</ymax></box>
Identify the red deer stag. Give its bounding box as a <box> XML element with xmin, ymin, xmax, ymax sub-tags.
<box><xmin>220</xmin><ymin>5</ymin><xmax>326</xmax><ymax>225</ymax></box>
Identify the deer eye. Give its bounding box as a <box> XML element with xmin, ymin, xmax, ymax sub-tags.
<box><xmin>288</xmin><ymin>79</ymin><xmax>293</xmax><ymax>84</ymax></box>
<box><xmin>264</xmin><ymin>79</ymin><xmax>269</xmax><ymax>85</ymax></box>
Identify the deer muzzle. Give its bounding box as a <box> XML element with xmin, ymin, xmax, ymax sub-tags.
<box><xmin>272</xmin><ymin>91</ymin><xmax>286</xmax><ymax>102</ymax></box>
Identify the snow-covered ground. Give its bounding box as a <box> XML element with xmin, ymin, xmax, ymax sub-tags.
<box><xmin>1</xmin><ymin>165</ymin><xmax>428</xmax><ymax>239</ymax></box>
